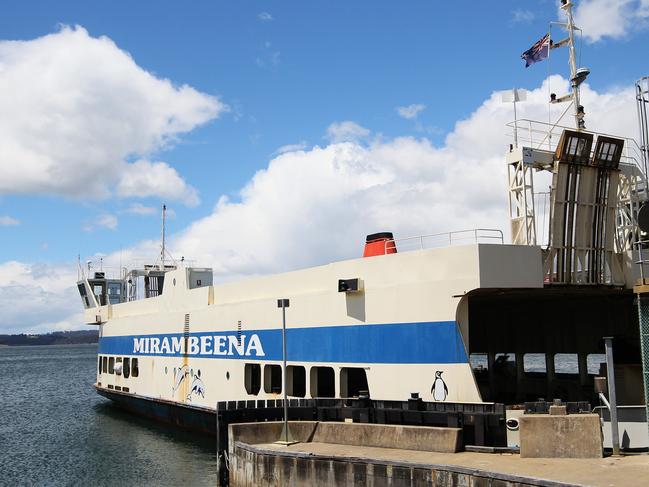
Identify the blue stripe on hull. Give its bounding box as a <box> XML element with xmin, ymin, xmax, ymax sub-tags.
<box><xmin>98</xmin><ymin>321</ymin><xmax>468</xmax><ymax>364</ymax></box>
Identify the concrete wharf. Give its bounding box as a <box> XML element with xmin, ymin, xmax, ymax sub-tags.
<box><xmin>234</xmin><ymin>441</ymin><xmax>649</xmax><ymax>487</ymax></box>
<box><xmin>227</xmin><ymin>421</ymin><xmax>649</xmax><ymax>487</ymax></box>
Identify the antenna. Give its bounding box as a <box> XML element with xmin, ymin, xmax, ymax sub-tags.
<box><xmin>161</xmin><ymin>204</ymin><xmax>166</xmax><ymax>271</ymax></box>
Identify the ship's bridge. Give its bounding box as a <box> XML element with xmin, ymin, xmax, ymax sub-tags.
<box><xmin>77</xmin><ymin>263</ymin><xmax>213</xmax><ymax>321</ymax></box>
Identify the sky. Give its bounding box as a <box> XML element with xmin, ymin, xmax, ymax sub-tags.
<box><xmin>1</xmin><ymin>0</ymin><xmax>649</xmax><ymax>333</ymax></box>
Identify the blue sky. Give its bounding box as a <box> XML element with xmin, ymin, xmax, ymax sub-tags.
<box><xmin>1</xmin><ymin>0</ymin><xmax>649</xmax><ymax>333</ymax></box>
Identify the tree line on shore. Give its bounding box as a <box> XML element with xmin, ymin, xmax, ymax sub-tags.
<box><xmin>0</xmin><ymin>330</ymin><xmax>98</xmax><ymax>346</ymax></box>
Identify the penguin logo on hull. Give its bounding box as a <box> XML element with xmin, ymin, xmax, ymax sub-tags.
<box><xmin>431</xmin><ymin>371</ymin><xmax>448</xmax><ymax>401</ymax></box>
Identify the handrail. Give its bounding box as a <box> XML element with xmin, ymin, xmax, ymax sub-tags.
<box><xmin>384</xmin><ymin>228</ymin><xmax>504</xmax><ymax>253</ymax></box>
<box><xmin>506</xmin><ymin>119</ymin><xmax>646</xmax><ymax>179</ymax></box>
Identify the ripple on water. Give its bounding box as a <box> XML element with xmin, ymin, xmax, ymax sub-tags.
<box><xmin>0</xmin><ymin>344</ymin><xmax>217</xmax><ymax>487</ymax></box>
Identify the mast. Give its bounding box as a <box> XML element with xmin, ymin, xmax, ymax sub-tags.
<box><xmin>561</xmin><ymin>0</ymin><xmax>585</xmax><ymax>129</ymax></box>
<box><xmin>161</xmin><ymin>204</ymin><xmax>166</xmax><ymax>271</ymax></box>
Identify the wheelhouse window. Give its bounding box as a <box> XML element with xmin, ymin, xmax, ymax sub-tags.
<box><xmin>264</xmin><ymin>364</ymin><xmax>282</xmax><ymax>394</ymax></box>
<box><xmin>310</xmin><ymin>366</ymin><xmax>335</xmax><ymax>398</ymax></box>
<box><xmin>245</xmin><ymin>363</ymin><xmax>261</xmax><ymax>395</ymax></box>
<box><xmin>107</xmin><ymin>281</ymin><xmax>123</xmax><ymax>305</ymax></box>
<box><xmin>287</xmin><ymin>365</ymin><xmax>306</xmax><ymax>398</ymax></box>
<box><xmin>78</xmin><ymin>283</ymin><xmax>91</xmax><ymax>308</ymax></box>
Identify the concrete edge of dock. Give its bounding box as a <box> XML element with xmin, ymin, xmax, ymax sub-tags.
<box><xmin>230</xmin><ymin>440</ymin><xmax>585</xmax><ymax>487</ymax></box>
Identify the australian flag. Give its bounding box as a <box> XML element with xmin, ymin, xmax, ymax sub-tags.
<box><xmin>521</xmin><ymin>33</ymin><xmax>550</xmax><ymax>68</ymax></box>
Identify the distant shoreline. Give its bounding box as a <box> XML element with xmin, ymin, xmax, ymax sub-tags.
<box><xmin>0</xmin><ymin>330</ymin><xmax>98</xmax><ymax>347</ymax></box>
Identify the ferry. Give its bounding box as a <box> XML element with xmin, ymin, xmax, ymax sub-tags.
<box><xmin>78</xmin><ymin>0</ymin><xmax>649</xmax><ymax>438</ymax></box>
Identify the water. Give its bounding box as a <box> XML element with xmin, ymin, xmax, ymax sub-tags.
<box><xmin>469</xmin><ymin>352</ymin><xmax>606</xmax><ymax>374</ymax></box>
<box><xmin>0</xmin><ymin>344</ymin><xmax>217</xmax><ymax>487</ymax></box>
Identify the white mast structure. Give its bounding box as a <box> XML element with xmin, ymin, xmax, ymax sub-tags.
<box><xmin>160</xmin><ymin>204</ymin><xmax>167</xmax><ymax>271</ymax></box>
<box><xmin>553</xmin><ymin>0</ymin><xmax>588</xmax><ymax>130</ymax></box>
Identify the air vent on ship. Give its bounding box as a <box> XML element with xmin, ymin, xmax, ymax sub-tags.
<box><xmin>363</xmin><ymin>232</ymin><xmax>397</xmax><ymax>257</ymax></box>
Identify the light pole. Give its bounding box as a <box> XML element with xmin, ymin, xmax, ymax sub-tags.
<box><xmin>276</xmin><ymin>298</ymin><xmax>295</xmax><ymax>445</ymax></box>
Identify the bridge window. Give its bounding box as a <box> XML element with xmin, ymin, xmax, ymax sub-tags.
<box><xmin>107</xmin><ymin>282</ymin><xmax>123</xmax><ymax>305</ymax></box>
<box><xmin>131</xmin><ymin>358</ymin><xmax>139</xmax><ymax>378</ymax></box>
<box><xmin>340</xmin><ymin>367</ymin><xmax>369</xmax><ymax>398</ymax></box>
<box><xmin>264</xmin><ymin>364</ymin><xmax>282</xmax><ymax>394</ymax></box>
<box><xmin>287</xmin><ymin>365</ymin><xmax>306</xmax><ymax>398</ymax></box>
<box><xmin>310</xmin><ymin>367</ymin><xmax>335</xmax><ymax>398</ymax></box>
<box><xmin>108</xmin><ymin>357</ymin><xmax>115</xmax><ymax>374</ymax></box>
<box><xmin>245</xmin><ymin>363</ymin><xmax>261</xmax><ymax>395</ymax></box>
<box><xmin>123</xmin><ymin>358</ymin><xmax>130</xmax><ymax>379</ymax></box>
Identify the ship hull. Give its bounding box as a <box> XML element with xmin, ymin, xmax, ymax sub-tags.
<box><xmin>95</xmin><ymin>385</ymin><xmax>216</xmax><ymax>434</ymax></box>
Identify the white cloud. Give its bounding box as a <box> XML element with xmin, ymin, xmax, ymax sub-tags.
<box><xmin>512</xmin><ymin>9</ymin><xmax>535</xmax><ymax>23</ymax></box>
<box><xmin>161</xmin><ymin>76</ymin><xmax>639</xmax><ymax>281</ymax></box>
<box><xmin>396</xmin><ymin>104</ymin><xmax>426</xmax><ymax>120</ymax></box>
<box><xmin>571</xmin><ymin>0</ymin><xmax>649</xmax><ymax>42</ymax></box>
<box><xmin>325</xmin><ymin>121</ymin><xmax>370</xmax><ymax>143</ymax></box>
<box><xmin>255</xmin><ymin>41</ymin><xmax>280</xmax><ymax>68</ymax></box>
<box><xmin>0</xmin><ymin>215</ymin><xmax>19</xmax><ymax>226</ymax></box>
<box><xmin>274</xmin><ymin>141</ymin><xmax>308</xmax><ymax>155</ymax></box>
<box><xmin>0</xmin><ymin>261</ymin><xmax>83</xmax><ymax>334</ymax></box>
<box><xmin>258</xmin><ymin>12</ymin><xmax>273</xmax><ymax>22</ymax></box>
<box><xmin>0</xmin><ymin>26</ymin><xmax>225</xmax><ymax>203</ymax></box>
<box><xmin>117</xmin><ymin>159</ymin><xmax>200</xmax><ymax>206</ymax></box>
<box><xmin>125</xmin><ymin>203</ymin><xmax>157</xmax><ymax>216</ymax></box>
<box><xmin>1</xmin><ymin>76</ymin><xmax>640</xmax><ymax>334</ymax></box>
<box><xmin>84</xmin><ymin>213</ymin><xmax>118</xmax><ymax>232</ymax></box>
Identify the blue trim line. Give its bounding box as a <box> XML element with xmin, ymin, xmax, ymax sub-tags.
<box><xmin>98</xmin><ymin>321</ymin><xmax>468</xmax><ymax>364</ymax></box>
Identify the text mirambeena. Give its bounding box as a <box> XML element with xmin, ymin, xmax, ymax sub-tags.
<box><xmin>133</xmin><ymin>334</ymin><xmax>265</xmax><ymax>357</ymax></box>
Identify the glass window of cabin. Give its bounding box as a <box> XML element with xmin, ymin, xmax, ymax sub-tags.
<box><xmin>554</xmin><ymin>353</ymin><xmax>578</xmax><ymax>374</ymax></box>
<box><xmin>108</xmin><ymin>357</ymin><xmax>115</xmax><ymax>374</ymax></box>
<box><xmin>78</xmin><ymin>283</ymin><xmax>91</xmax><ymax>308</ymax></box>
<box><xmin>115</xmin><ymin>357</ymin><xmax>122</xmax><ymax>376</ymax></box>
<box><xmin>131</xmin><ymin>358</ymin><xmax>139</xmax><ymax>378</ymax></box>
<box><xmin>587</xmin><ymin>354</ymin><xmax>606</xmax><ymax>375</ymax></box>
<box><xmin>123</xmin><ymin>358</ymin><xmax>130</xmax><ymax>379</ymax></box>
<box><xmin>287</xmin><ymin>365</ymin><xmax>306</xmax><ymax>398</ymax></box>
<box><xmin>263</xmin><ymin>364</ymin><xmax>282</xmax><ymax>394</ymax></box>
<box><xmin>245</xmin><ymin>363</ymin><xmax>261</xmax><ymax>395</ymax></box>
<box><xmin>493</xmin><ymin>352</ymin><xmax>516</xmax><ymax>373</ymax></box>
<box><xmin>107</xmin><ymin>282</ymin><xmax>123</xmax><ymax>305</ymax></box>
<box><xmin>340</xmin><ymin>367</ymin><xmax>369</xmax><ymax>398</ymax></box>
<box><xmin>102</xmin><ymin>356</ymin><xmax>108</xmax><ymax>374</ymax></box>
<box><xmin>98</xmin><ymin>356</ymin><xmax>102</xmax><ymax>374</ymax></box>
<box><xmin>469</xmin><ymin>353</ymin><xmax>488</xmax><ymax>371</ymax></box>
<box><xmin>310</xmin><ymin>367</ymin><xmax>335</xmax><ymax>398</ymax></box>
<box><xmin>523</xmin><ymin>354</ymin><xmax>546</xmax><ymax>373</ymax></box>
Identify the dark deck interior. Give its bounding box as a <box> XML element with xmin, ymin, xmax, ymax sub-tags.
<box><xmin>467</xmin><ymin>286</ymin><xmax>642</xmax><ymax>406</ymax></box>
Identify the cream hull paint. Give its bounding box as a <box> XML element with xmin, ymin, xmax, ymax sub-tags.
<box><xmin>94</xmin><ymin>244</ymin><xmax>543</xmax><ymax>407</ymax></box>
